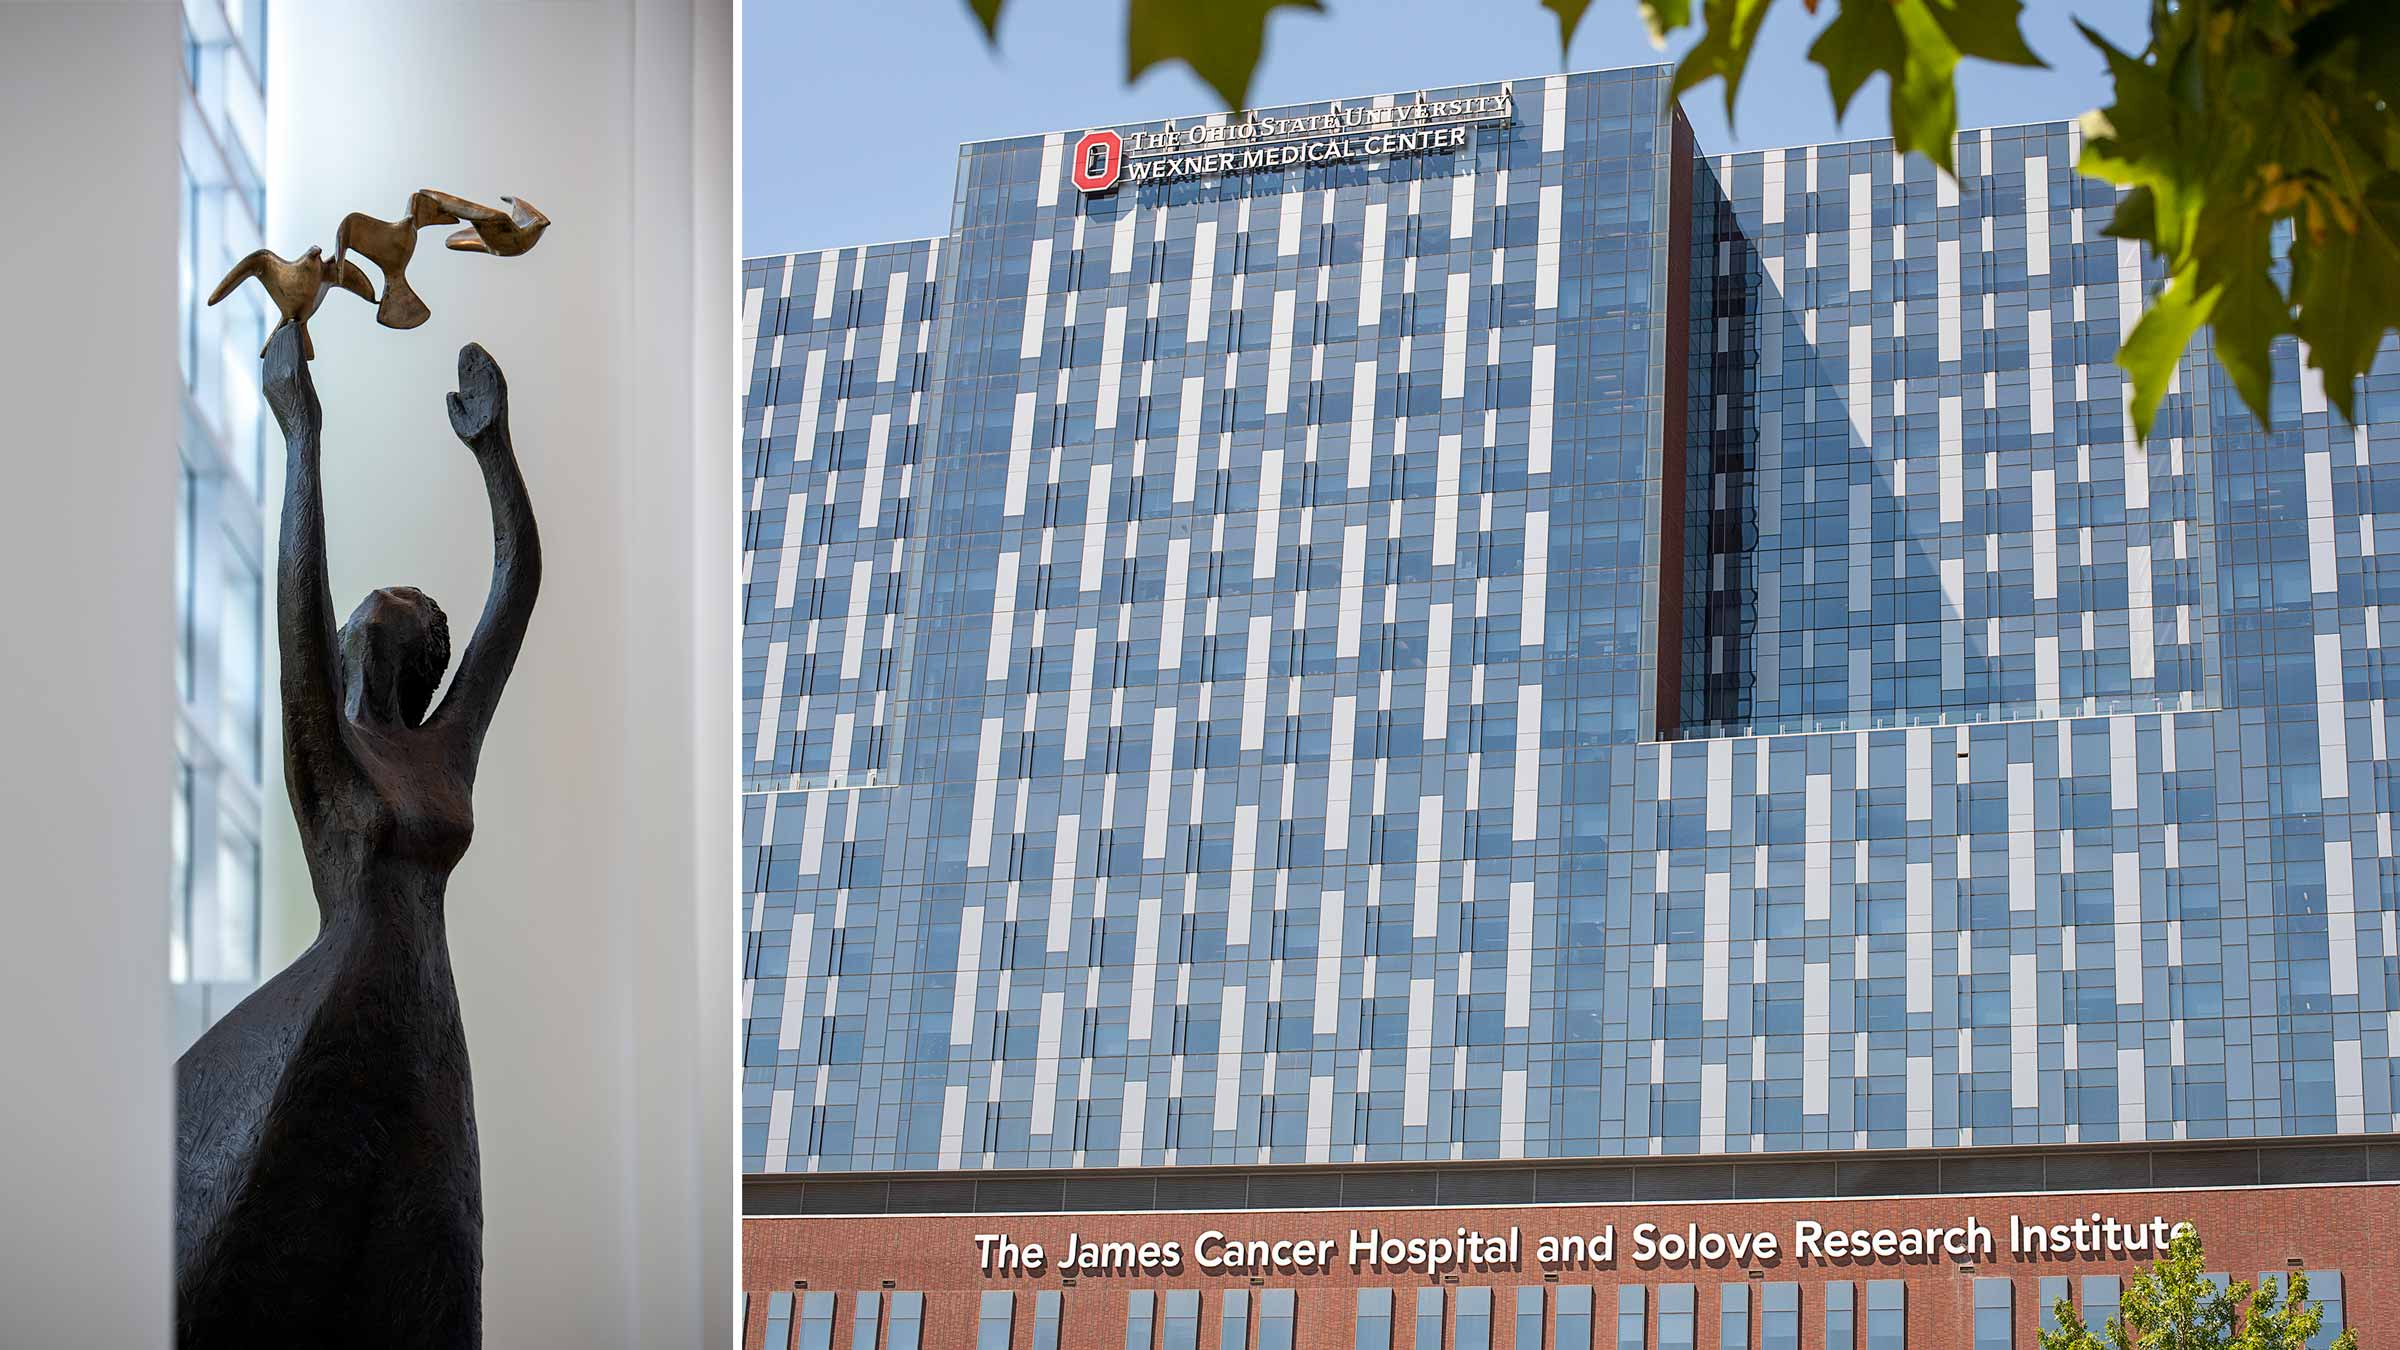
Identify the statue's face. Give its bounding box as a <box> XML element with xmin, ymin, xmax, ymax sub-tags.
<box><xmin>340</xmin><ymin>586</ymin><xmax>451</xmax><ymax>726</ymax></box>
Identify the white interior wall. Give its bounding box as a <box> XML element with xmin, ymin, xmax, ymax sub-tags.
<box><xmin>0</xmin><ymin>3</ymin><xmax>182</xmax><ymax>1344</ymax></box>
<box><xmin>264</xmin><ymin>2</ymin><xmax>739</xmax><ymax>1343</ymax></box>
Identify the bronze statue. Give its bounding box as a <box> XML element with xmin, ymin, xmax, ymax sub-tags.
<box><xmin>209</xmin><ymin>245</ymin><xmax>374</xmax><ymax>358</ymax></box>
<box><xmin>334</xmin><ymin>191</ymin><xmax>459</xmax><ymax>329</ymax></box>
<box><xmin>179</xmin><ymin>194</ymin><xmax>547</xmax><ymax>1349</ymax></box>
<box><xmin>213</xmin><ymin>187</ymin><xmax>543</xmax><ymax>343</ymax></box>
<box><xmin>422</xmin><ymin>190</ymin><xmax>550</xmax><ymax>257</ymax></box>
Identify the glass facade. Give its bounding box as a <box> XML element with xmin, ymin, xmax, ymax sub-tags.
<box><xmin>740</xmin><ymin>63</ymin><xmax>2400</xmax><ymax>1176</ymax></box>
<box><xmin>174</xmin><ymin>0</ymin><xmax>271</xmax><ymax>1050</ymax></box>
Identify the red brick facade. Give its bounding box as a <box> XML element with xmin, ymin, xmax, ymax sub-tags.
<box><xmin>743</xmin><ymin>1184</ymin><xmax>2398</xmax><ymax>1348</ymax></box>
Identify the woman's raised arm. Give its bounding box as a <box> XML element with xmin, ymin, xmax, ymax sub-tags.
<box><xmin>430</xmin><ymin>342</ymin><xmax>541</xmax><ymax>758</ymax></box>
<box><xmin>263</xmin><ymin>322</ymin><xmax>352</xmax><ymax>809</ymax></box>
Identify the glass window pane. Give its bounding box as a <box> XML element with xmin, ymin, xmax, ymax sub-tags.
<box><xmin>1258</xmin><ymin>1288</ymin><xmax>1296</xmax><ymax>1350</ymax></box>
<box><xmin>1032</xmin><ymin>1290</ymin><xmax>1062</xmax><ymax>1350</ymax></box>
<box><xmin>1658</xmin><ymin>1284</ymin><xmax>1694</xmax><ymax>1350</ymax></box>
<box><xmin>888</xmin><ymin>1292</ymin><xmax>922</xmax><ymax>1350</ymax></box>
<box><xmin>1973</xmin><ymin>1278</ymin><xmax>2011</xmax><ymax>1350</ymax></box>
<box><xmin>1825</xmin><ymin>1282</ymin><xmax>1854</xmax><ymax>1350</ymax></box>
<box><xmin>1761</xmin><ymin>1283</ymin><xmax>1798</xmax><ymax>1350</ymax></box>
<box><xmin>797</xmin><ymin>1291</ymin><xmax>835</xmax><ymax>1350</ymax></box>
<box><xmin>1556</xmin><ymin>1285</ymin><xmax>1593</xmax><ymax>1350</ymax></box>
<box><xmin>1517</xmin><ymin>1287</ymin><xmax>1546</xmax><ymax>1350</ymax></box>
<box><xmin>1127</xmin><ymin>1291</ymin><xmax>1154</xmax><ymax>1350</ymax></box>
<box><xmin>1354</xmin><ymin>1288</ymin><xmax>1391</xmax><ymax>1350</ymax></box>
<box><xmin>1164</xmin><ymin>1289</ymin><xmax>1199</xmax><ymax>1350</ymax></box>
<box><xmin>1417</xmin><ymin>1287</ymin><xmax>1445</xmax><ymax>1346</ymax></box>
<box><xmin>1865</xmin><ymin>1281</ymin><xmax>1905</xmax><ymax>1350</ymax></box>
<box><xmin>1720</xmin><ymin>1283</ymin><xmax>1748</xmax><ymax>1350</ymax></box>
<box><xmin>851</xmin><ymin>1293</ymin><xmax>881</xmax><ymax>1350</ymax></box>
<box><xmin>1456</xmin><ymin>1285</ymin><xmax>1491</xmax><ymax>1350</ymax></box>
<box><xmin>980</xmin><ymin>1291</ymin><xmax>1016</xmax><ymax>1350</ymax></box>
<box><xmin>1617</xmin><ymin>1286</ymin><xmax>1647</xmax><ymax>1350</ymax></box>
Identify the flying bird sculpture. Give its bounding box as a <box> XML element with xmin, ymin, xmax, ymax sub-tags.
<box><xmin>420</xmin><ymin>191</ymin><xmax>550</xmax><ymax>257</ymax></box>
<box><xmin>209</xmin><ymin>188</ymin><xmax>550</xmax><ymax>359</ymax></box>
<box><xmin>207</xmin><ymin>246</ymin><xmax>375</xmax><ymax>360</ymax></box>
<box><xmin>333</xmin><ymin>191</ymin><xmax>460</xmax><ymax>330</ymax></box>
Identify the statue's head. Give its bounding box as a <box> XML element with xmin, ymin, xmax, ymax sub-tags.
<box><xmin>340</xmin><ymin>586</ymin><xmax>451</xmax><ymax>726</ymax></box>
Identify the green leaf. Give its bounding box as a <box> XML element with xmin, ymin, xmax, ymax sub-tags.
<box><xmin>2293</xmin><ymin>173</ymin><xmax>2400</xmax><ymax>424</ymax></box>
<box><xmin>1805</xmin><ymin>0</ymin><xmax>2041</xmax><ymax>174</ymax></box>
<box><xmin>1809</xmin><ymin>0</ymin><xmax>1909</xmax><ymax>123</ymax></box>
<box><xmin>1125</xmin><ymin>0</ymin><xmax>1323</xmax><ymax>110</ymax></box>
<box><xmin>1925</xmin><ymin>0</ymin><xmax>2043</xmax><ymax>70</ymax></box>
<box><xmin>963</xmin><ymin>0</ymin><xmax>1005</xmax><ymax>43</ymax></box>
<box><xmin>1632</xmin><ymin>0</ymin><xmax>1691</xmax><ymax>48</ymax></box>
<box><xmin>2118</xmin><ymin>268</ymin><xmax>2220</xmax><ymax>443</ymax></box>
<box><xmin>1669</xmin><ymin>0</ymin><xmax>1778</xmax><ymax>123</ymax></box>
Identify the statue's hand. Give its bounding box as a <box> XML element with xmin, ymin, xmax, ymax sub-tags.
<box><xmin>446</xmin><ymin>342</ymin><xmax>510</xmax><ymax>451</ymax></box>
<box><xmin>261</xmin><ymin>322</ymin><xmax>320</xmax><ymax>441</ymax></box>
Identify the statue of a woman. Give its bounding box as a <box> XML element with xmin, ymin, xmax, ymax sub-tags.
<box><xmin>173</xmin><ymin>320</ymin><xmax>540</xmax><ymax>1348</ymax></box>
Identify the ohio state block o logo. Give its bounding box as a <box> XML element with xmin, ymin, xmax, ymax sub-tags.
<box><xmin>1072</xmin><ymin>130</ymin><xmax>1123</xmax><ymax>192</ymax></box>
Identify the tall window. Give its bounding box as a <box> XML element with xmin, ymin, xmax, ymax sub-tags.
<box><xmin>1972</xmin><ymin>1278</ymin><xmax>2012</xmax><ymax>1350</ymax></box>
<box><xmin>887</xmin><ymin>1292</ymin><xmax>922</xmax><ymax>1350</ymax></box>
<box><xmin>1760</xmin><ymin>1283</ymin><xmax>1798</xmax><ymax>1350</ymax></box>
<box><xmin>172</xmin><ymin>0</ymin><xmax>271</xmax><ymax>1050</ymax></box>
<box><xmin>1555</xmin><ymin>1285</ymin><xmax>1593</xmax><ymax>1350</ymax></box>
<box><xmin>1257</xmin><ymin>1289</ymin><xmax>1296</xmax><ymax>1350</ymax></box>
<box><xmin>1719</xmin><ymin>1284</ymin><xmax>1749</xmax><ymax>1350</ymax></box>
<box><xmin>2081</xmin><ymin>1277</ymin><xmax>2120</xmax><ymax>1342</ymax></box>
<box><xmin>979</xmin><ymin>1292</ymin><xmax>1016</xmax><ymax>1350</ymax></box>
<box><xmin>1658</xmin><ymin>1285</ymin><xmax>1695</xmax><ymax>1350</ymax></box>
<box><xmin>1416</xmin><ymin>1288</ymin><xmax>1445</xmax><ymax>1347</ymax></box>
<box><xmin>796</xmin><ymin>1291</ymin><xmax>835</xmax><ymax>1350</ymax></box>
<box><xmin>1825</xmin><ymin>1282</ymin><xmax>1854</xmax><ymax>1350</ymax></box>
<box><xmin>1355</xmin><ymin>1288</ymin><xmax>1392</xmax><ymax>1350</ymax></box>
<box><xmin>851</xmin><ymin>1292</ymin><xmax>881</xmax><ymax>1350</ymax></box>
<box><xmin>1221</xmin><ymin>1291</ymin><xmax>1251</xmax><ymax>1350</ymax></box>
<box><xmin>763</xmin><ymin>1292</ymin><xmax>793</xmax><ymax>1350</ymax></box>
<box><xmin>1128</xmin><ymin>1291</ymin><xmax>1156</xmax><ymax>1350</ymax></box>
<box><xmin>1865</xmin><ymin>1281</ymin><xmax>1905</xmax><ymax>1350</ymax></box>
<box><xmin>1163</xmin><ymin>1290</ymin><xmax>1199</xmax><ymax>1350</ymax></box>
<box><xmin>1516</xmin><ymin>1287</ymin><xmax>1546</xmax><ymax>1349</ymax></box>
<box><xmin>1617</xmin><ymin>1286</ymin><xmax>1647</xmax><ymax>1350</ymax></box>
<box><xmin>1032</xmin><ymin>1290</ymin><xmax>1062</xmax><ymax>1350</ymax></box>
<box><xmin>2039</xmin><ymin>1278</ymin><xmax>2070</xmax><ymax>1338</ymax></box>
<box><xmin>1456</xmin><ymin>1287</ymin><xmax>1492</xmax><ymax>1350</ymax></box>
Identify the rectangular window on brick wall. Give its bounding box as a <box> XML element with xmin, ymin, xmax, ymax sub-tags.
<box><xmin>850</xmin><ymin>1292</ymin><xmax>881</xmax><ymax>1350</ymax></box>
<box><xmin>1826</xmin><ymin>1282</ymin><xmax>1854</xmax><ymax>1350</ymax></box>
<box><xmin>1354</xmin><ymin>1288</ymin><xmax>1391</xmax><ymax>1350</ymax></box>
<box><xmin>1720</xmin><ymin>1283</ymin><xmax>1749</xmax><ymax>1349</ymax></box>
<box><xmin>1257</xmin><ymin>1288</ymin><xmax>1296</xmax><ymax>1350</ymax></box>
<box><xmin>1761</xmin><ymin>1283</ymin><xmax>1798</xmax><ymax>1350</ymax></box>
<box><xmin>1163</xmin><ymin>1289</ymin><xmax>1199</xmax><ymax>1350</ymax></box>
<box><xmin>1457</xmin><ymin>1285</ymin><xmax>1492</xmax><ymax>1350</ymax></box>
<box><xmin>1032</xmin><ymin>1291</ymin><xmax>1061</xmax><ymax>1350</ymax></box>
<box><xmin>1866</xmin><ymin>1281</ymin><xmax>1905</xmax><ymax>1350</ymax></box>
<box><xmin>1417</xmin><ymin>1288</ymin><xmax>1445</xmax><ymax>1346</ymax></box>
<box><xmin>1556</xmin><ymin>1285</ymin><xmax>1594</xmax><ymax>1350</ymax></box>
<box><xmin>1659</xmin><ymin>1284</ymin><xmax>1696</xmax><ymax>1350</ymax></box>
<box><xmin>886</xmin><ymin>1292</ymin><xmax>922</xmax><ymax>1350</ymax></box>
<box><xmin>1517</xmin><ymin>1287</ymin><xmax>1546</xmax><ymax>1349</ymax></box>
<box><xmin>1126</xmin><ymin>1291</ymin><xmax>1155</xmax><ymax>1350</ymax></box>
<box><xmin>1222</xmin><ymin>1290</ymin><xmax>1250</xmax><ymax>1350</ymax></box>
<box><xmin>1618</xmin><ymin>1285</ymin><xmax>1647</xmax><ymax>1350</ymax></box>
<box><xmin>1973</xmin><ymin>1278</ymin><xmax>2012</xmax><ymax>1350</ymax></box>
<box><xmin>979</xmin><ymin>1291</ymin><xmax>1015</xmax><ymax>1350</ymax></box>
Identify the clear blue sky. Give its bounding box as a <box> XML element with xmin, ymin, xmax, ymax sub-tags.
<box><xmin>743</xmin><ymin>0</ymin><xmax>2151</xmax><ymax>257</ymax></box>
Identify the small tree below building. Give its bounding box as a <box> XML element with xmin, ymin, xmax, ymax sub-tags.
<box><xmin>2039</xmin><ymin>1225</ymin><xmax>2358</xmax><ymax>1350</ymax></box>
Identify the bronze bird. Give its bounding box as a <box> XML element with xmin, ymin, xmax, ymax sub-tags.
<box><xmin>334</xmin><ymin>191</ymin><xmax>457</xmax><ymax>330</ymax></box>
<box><xmin>417</xmin><ymin>190</ymin><xmax>550</xmax><ymax>257</ymax></box>
<box><xmin>207</xmin><ymin>245</ymin><xmax>375</xmax><ymax>360</ymax></box>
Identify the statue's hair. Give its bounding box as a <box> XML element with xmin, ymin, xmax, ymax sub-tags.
<box><xmin>389</xmin><ymin>588</ymin><xmax>452</xmax><ymax>725</ymax></box>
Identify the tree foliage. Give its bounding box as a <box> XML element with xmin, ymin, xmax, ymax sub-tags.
<box><xmin>956</xmin><ymin>0</ymin><xmax>2400</xmax><ymax>435</ymax></box>
<box><xmin>2037</xmin><ymin>1226</ymin><xmax>2357</xmax><ymax>1350</ymax></box>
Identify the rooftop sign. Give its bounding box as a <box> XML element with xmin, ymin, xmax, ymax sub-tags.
<box><xmin>1072</xmin><ymin>91</ymin><xmax>1514</xmax><ymax>193</ymax></box>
